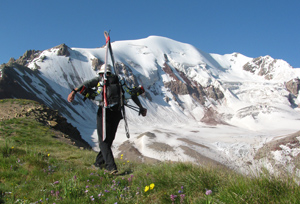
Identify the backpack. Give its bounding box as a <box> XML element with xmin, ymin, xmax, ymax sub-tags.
<box><xmin>105</xmin><ymin>75</ymin><xmax>122</xmax><ymax>107</ymax></box>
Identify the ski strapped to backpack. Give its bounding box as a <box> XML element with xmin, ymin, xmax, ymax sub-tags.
<box><xmin>101</xmin><ymin>31</ymin><xmax>110</xmax><ymax>141</ymax></box>
<box><xmin>103</xmin><ymin>31</ymin><xmax>131</xmax><ymax>139</ymax></box>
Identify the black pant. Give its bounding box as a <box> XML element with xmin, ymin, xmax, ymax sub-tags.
<box><xmin>95</xmin><ymin>106</ymin><xmax>122</xmax><ymax>171</ymax></box>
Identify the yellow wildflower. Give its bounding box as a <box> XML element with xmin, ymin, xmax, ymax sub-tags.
<box><xmin>144</xmin><ymin>185</ymin><xmax>150</xmax><ymax>192</ymax></box>
<box><xmin>47</xmin><ymin>154</ymin><xmax>50</xmax><ymax>157</ymax></box>
<box><xmin>150</xmin><ymin>183</ymin><xmax>155</xmax><ymax>190</ymax></box>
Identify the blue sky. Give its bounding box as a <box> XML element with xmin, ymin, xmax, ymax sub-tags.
<box><xmin>1</xmin><ymin>0</ymin><xmax>299</xmax><ymax>68</ymax></box>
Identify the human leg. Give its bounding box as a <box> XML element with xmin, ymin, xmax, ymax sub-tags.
<box><xmin>96</xmin><ymin>108</ymin><xmax>121</xmax><ymax>171</ymax></box>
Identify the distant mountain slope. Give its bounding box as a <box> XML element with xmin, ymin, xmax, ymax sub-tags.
<box><xmin>1</xmin><ymin>36</ymin><xmax>300</xmax><ymax>174</ymax></box>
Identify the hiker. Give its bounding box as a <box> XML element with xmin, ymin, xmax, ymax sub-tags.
<box><xmin>67</xmin><ymin>64</ymin><xmax>147</xmax><ymax>174</ymax></box>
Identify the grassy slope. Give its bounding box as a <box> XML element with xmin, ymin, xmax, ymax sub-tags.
<box><xmin>1</xmin><ymin>100</ymin><xmax>300</xmax><ymax>204</ymax></box>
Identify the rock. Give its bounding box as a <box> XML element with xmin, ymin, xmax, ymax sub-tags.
<box><xmin>91</xmin><ymin>58</ymin><xmax>103</xmax><ymax>71</ymax></box>
<box><xmin>286</xmin><ymin>78</ymin><xmax>300</xmax><ymax>96</ymax></box>
<box><xmin>56</xmin><ymin>43</ymin><xmax>70</xmax><ymax>57</ymax></box>
<box><xmin>243</xmin><ymin>56</ymin><xmax>275</xmax><ymax>80</ymax></box>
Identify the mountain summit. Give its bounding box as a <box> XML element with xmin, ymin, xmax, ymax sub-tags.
<box><xmin>1</xmin><ymin>36</ymin><xmax>300</xmax><ymax>174</ymax></box>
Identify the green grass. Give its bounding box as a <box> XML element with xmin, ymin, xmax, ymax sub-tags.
<box><xmin>1</xmin><ymin>117</ymin><xmax>300</xmax><ymax>204</ymax></box>
<box><xmin>0</xmin><ymin>98</ymin><xmax>40</xmax><ymax>105</ymax></box>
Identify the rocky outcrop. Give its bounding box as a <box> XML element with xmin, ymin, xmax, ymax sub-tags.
<box><xmin>163</xmin><ymin>63</ymin><xmax>224</xmax><ymax>105</ymax></box>
<box><xmin>285</xmin><ymin>78</ymin><xmax>300</xmax><ymax>107</ymax></box>
<box><xmin>243</xmin><ymin>56</ymin><xmax>276</xmax><ymax>80</ymax></box>
<box><xmin>205</xmin><ymin>85</ymin><xmax>224</xmax><ymax>101</ymax></box>
<box><xmin>163</xmin><ymin>60</ymin><xmax>225</xmax><ymax>125</ymax></box>
<box><xmin>164</xmin><ymin>81</ymin><xmax>189</xmax><ymax>95</ymax></box>
<box><xmin>56</xmin><ymin>43</ymin><xmax>70</xmax><ymax>57</ymax></box>
<box><xmin>3</xmin><ymin>50</ymin><xmax>41</xmax><ymax>67</ymax></box>
<box><xmin>91</xmin><ymin>58</ymin><xmax>104</xmax><ymax>71</ymax></box>
<box><xmin>162</xmin><ymin>62</ymin><xmax>179</xmax><ymax>81</ymax></box>
<box><xmin>117</xmin><ymin>62</ymin><xmax>140</xmax><ymax>87</ymax></box>
<box><xmin>2</xmin><ymin>44</ymin><xmax>70</xmax><ymax>67</ymax></box>
<box><xmin>286</xmin><ymin>78</ymin><xmax>300</xmax><ymax>96</ymax></box>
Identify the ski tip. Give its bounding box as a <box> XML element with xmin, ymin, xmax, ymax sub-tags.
<box><xmin>104</xmin><ymin>31</ymin><xmax>110</xmax><ymax>43</ymax></box>
<box><xmin>104</xmin><ymin>30</ymin><xmax>111</xmax><ymax>37</ymax></box>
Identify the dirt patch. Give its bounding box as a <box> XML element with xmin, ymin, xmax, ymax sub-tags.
<box><xmin>252</xmin><ymin>130</ymin><xmax>300</xmax><ymax>176</ymax></box>
<box><xmin>200</xmin><ymin>107</ymin><xmax>230</xmax><ymax>126</ymax></box>
<box><xmin>137</xmin><ymin>131</ymin><xmax>156</xmax><ymax>139</ymax></box>
<box><xmin>179</xmin><ymin>145</ymin><xmax>227</xmax><ymax>169</ymax></box>
<box><xmin>254</xmin><ymin>131</ymin><xmax>300</xmax><ymax>160</ymax></box>
<box><xmin>177</xmin><ymin>138</ymin><xmax>209</xmax><ymax>149</ymax></box>
<box><xmin>117</xmin><ymin>141</ymin><xmax>160</xmax><ymax>164</ymax></box>
<box><xmin>148</xmin><ymin>142</ymin><xmax>175</xmax><ymax>152</ymax></box>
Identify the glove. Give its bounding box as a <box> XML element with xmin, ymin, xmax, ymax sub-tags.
<box><xmin>139</xmin><ymin>107</ymin><xmax>147</xmax><ymax>117</ymax></box>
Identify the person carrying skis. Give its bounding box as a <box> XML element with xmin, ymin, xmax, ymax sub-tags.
<box><xmin>67</xmin><ymin>64</ymin><xmax>147</xmax><ymax>174</ymax></box>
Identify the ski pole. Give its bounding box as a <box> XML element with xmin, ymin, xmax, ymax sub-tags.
<box><xmin>125</xmin><ymin>104</ymin><xmax>140</xmax><ymax>112</ymax></box>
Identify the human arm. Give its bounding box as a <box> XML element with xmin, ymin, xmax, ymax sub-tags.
<box><xmin>67</xmin><ymin>76</ymin><xmax>100</xmax><ymax>103</ymax></box>
<box><xmin>67</xmin><ymin>88</ymin><xmax>78</xmax><ymax>102</ymax></box>
<box><xmin>131</xmin><ymin>93</ymin><xmax>147</xmax><ymax>117</ymax></box>
<box><xmin>118</xmin><ymin>76</ymin><xmax>147</xmax><ymax>116</ymax></box>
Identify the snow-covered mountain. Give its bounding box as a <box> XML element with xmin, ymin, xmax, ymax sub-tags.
<box><xmin>1</xmin><ymin>36</ymin><xmax>300</xmax><ymax>175</ymax></box>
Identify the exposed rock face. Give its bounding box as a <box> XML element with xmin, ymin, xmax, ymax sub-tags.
<box><xmin>116</xmin><ymin>62</ymin><xmax>140</xmax><ymax>87</ymax></box>
<box><xmin>162</xmin><ymin>62</ymin><xmax>178</xmax><ymax>81</ymax></box>
<box><xmin>205</xmin><ymin>85</ymin><xmax>224</xmax><ymax>101</ymax></box>
<box><xmin>165</xmin><ymin>81</ymin><xmax>189</xmax><ymax>95</ymax></box>
<box><xmin>91</xmin><ymin>58</ymin><xmax>104</xmax><ymax>71</ymax></box>
<box><xmin>162</xmin><ymin>60</ymin><xmax>225</xmax><ymax>124</ymax></box>
<box><xmin>285</xmin><ymin>78</ymin><xmax>300</xmax><ymax>107</ymax></box>
<box><xmin>163</xmin><ymin>62</ymin><xmax>224</xmax><ymax>105</ymax></box>
<box><xmin>56</xmin><ymin>43</ymin><xmax>70</xmax><ymax>57</ymax></box>
<box><xmin>243</xmin><ymin>56</ymin><xmax>276</xmax><ymax>80</ymax></box>
<box><xmin>3</xmin><ymin>50</ymin><xmax>41</xmax><ymax>67</ymax></box>
<box><xmin>236</xmin><ymin>104</ymin><xmax>280</xmax><ymax>119</ymax></box>
<box><xmin>243</xmin><ymin>56</ymin><xmax>299</xmax><ymax>107</ymax></box>
<box><xmin>286</xmin><ymin>78</ymin><xmax>300</xmax><ymax>96</ymax></box>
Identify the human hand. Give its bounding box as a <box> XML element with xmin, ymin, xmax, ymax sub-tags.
<box><xmin>67</xmin><ymin>91</ymin><xmax>76</xmax><ymax>102</ymax></box>
<box><xmin>139</xmin><ymin>107</ymin><xmax>147</xmax><ymax>117</ymax></box>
